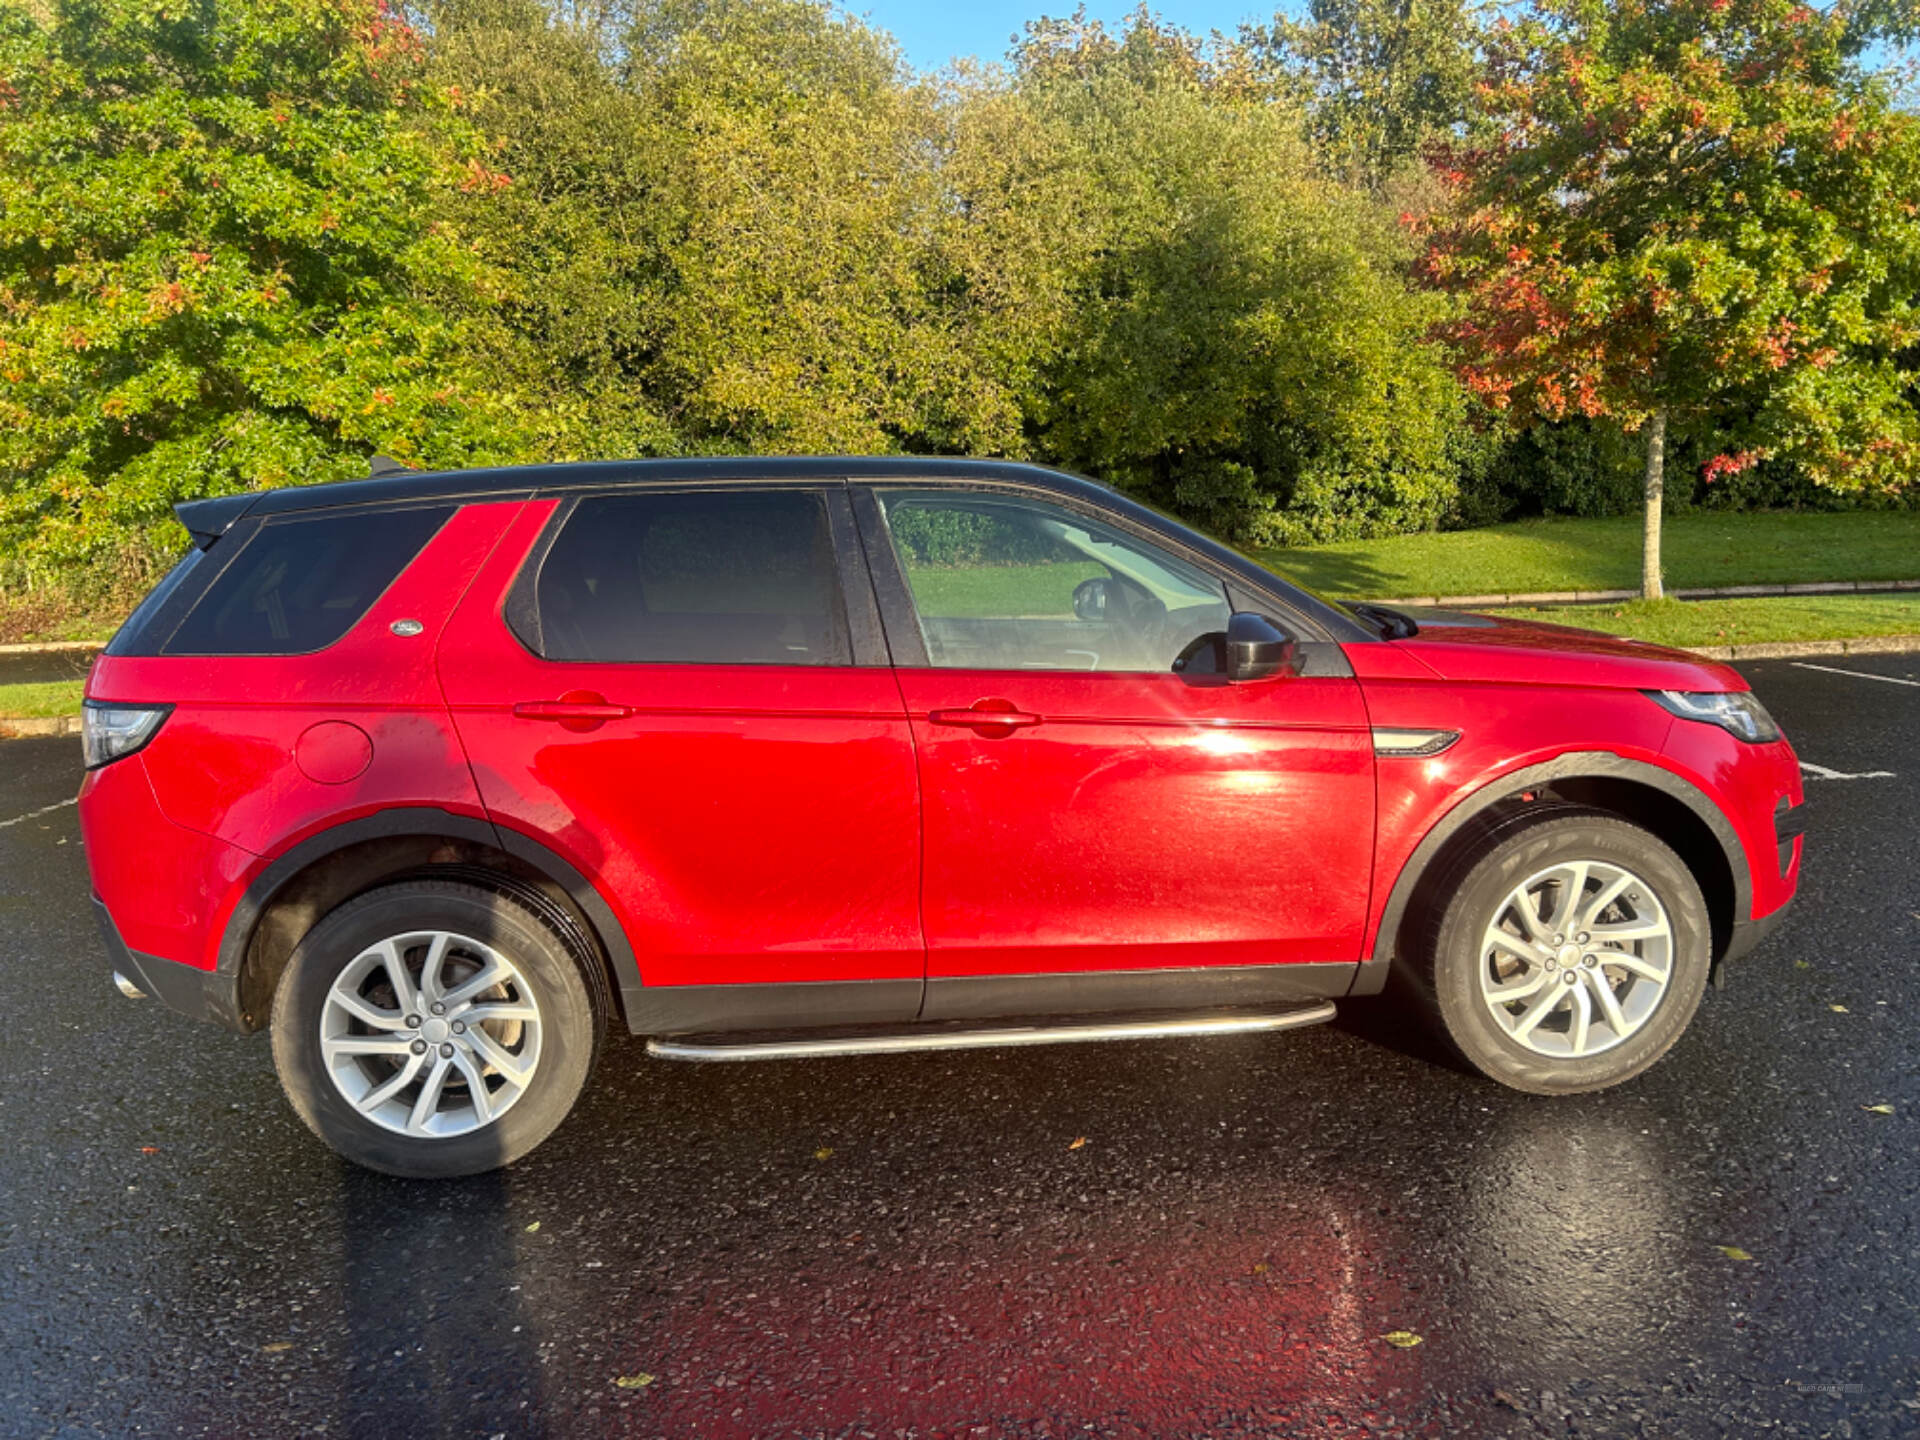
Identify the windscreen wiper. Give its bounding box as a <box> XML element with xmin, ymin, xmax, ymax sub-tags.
<box><xmin>1350</xmin><ymin>602</ymin><xmax>1420</xmax><ymax>640</ymax></box>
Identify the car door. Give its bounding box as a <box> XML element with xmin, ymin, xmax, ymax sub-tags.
<box><xmin>438</xmin><ymin>483</ymin><xmax>924</xmax><ymax>1028</ymax></box>
<box><xmin>853</xmin><ymin>484</ymin><xmax>1376</xmax><ymax>1016</ymax></box>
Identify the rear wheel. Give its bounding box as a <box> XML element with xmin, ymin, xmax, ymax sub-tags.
<box><xmin>270</xmin><ymin>879</ymin><xmax>602</xmax><ymax>1177</ymax></box>
<box><xmin>1420</xmin><ymin>813</ymin><xmax>1712</xmax><ymax>1094</ymax></box>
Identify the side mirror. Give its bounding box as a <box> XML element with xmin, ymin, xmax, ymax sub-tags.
<box><xmin>1225</xmin><ymin>612</ymin><xmax>1295</xmax><ymax>683</ymax></box>
<box><xmin>1072</xmin><ymin>576</ymin><xmax>1115</xmax><ymax>622</ymax></box>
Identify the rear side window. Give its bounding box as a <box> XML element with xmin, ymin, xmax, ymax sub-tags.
<box><xmin>103</xmin><ymin>547</ymin><xmax>206</xmax><ymax>657</ymax></box>
<box><xmin>164</xmin><ymin>507</ymin><xmax>452</xmax><ymax>656</ymax></box>
<box><xmin>527</xmin><ymin>491</ymin><xmax>851</xmax><ymax>666</ymax></box>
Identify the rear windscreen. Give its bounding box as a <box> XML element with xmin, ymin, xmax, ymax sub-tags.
<box><xmin>163</xmin><ymin>506</ymin><xmax>452</xmax><ymax>656</ymax></box>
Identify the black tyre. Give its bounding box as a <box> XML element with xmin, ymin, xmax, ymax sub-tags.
<box><xmin>1418</xmin><ymin>813</ymin><xmax>1711</xmax><ymax>1094</ymax></box>
<box><xmin>271</xmin><ymin>879</ymin><xmax>603</xmax><ymax>1178</ymax></box>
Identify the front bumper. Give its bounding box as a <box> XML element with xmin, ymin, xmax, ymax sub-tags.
<box><xmin>92</xmin><ymin>895</ymin><xmax>248</xmax><ymax>1031</ymax></box>
<box><xmin>1721</xmin><ymin>891</ymin><xmax>1795</xmax><ymax>974</ymax></box>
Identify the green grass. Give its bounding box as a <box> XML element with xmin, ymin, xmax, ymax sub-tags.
<box><xmin>0</xmin><ymin>679</ymin><xmax>84</xmax><ymax>718</ymax></box>
<box><xmin>1256</xmin><ymin>510</ymin><xmax>1920</xmax><ymax>600</ymax></box>
<box><xmin>1490</xmin><ymin>593</ymin><xmax>1920</xmax><ymax>649</ymax></box>
<box><xmin>902</xmin><ymin>560</ymin><xmax>1105</xmax><ymax>616</ymax></box>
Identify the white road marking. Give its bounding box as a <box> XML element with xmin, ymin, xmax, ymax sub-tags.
<box><xmin>1800</xmin><ymin>762</ymin><xmax>1896</xmax><ymax>782</ymax></box>
<box><xmin>0</xmin><ymin>797</ymin><xmax>77</xmax><ymax>830</ymax></box>
<box><xmin>1790</xmin><ymin>662</ymin><xmax>1920</xmax><ymax>688</ymax></box>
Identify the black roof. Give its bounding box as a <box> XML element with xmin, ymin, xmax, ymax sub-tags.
<box><xmin>169</xmin><ymin>455</ymin><xmax>1370</xmax><ymax>643</ymax></box>
<box><xmin>178</xmin><ymin>456</ymin><xmax>1112</xmax><ymax>537</ymax></box>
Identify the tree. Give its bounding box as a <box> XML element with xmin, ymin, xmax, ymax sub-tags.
<box><xmin>431</xmin><ymin>0</ymin><xmax>1073</xmax><ymax>460</ymax></box>
<box><xmin>1252</xmin><ymin>0</ymin><xmax>1486</xmax><ymax>192</ymax></box>
<box><xmin>0</xmin><ymin>0</ymin><xmax>533</xmax><ymax>582</ymax></box>
<box><xmin>1421</xmin><ymin>0</ymin><xmax>1920</xmax><ymax>599</ymax></box>
<box><xmin>623</xmin><ymin>0</ymin><xmax>1055</xmax><ymax>456</ymax></box>
<box><xmin>1014</xmin><ymin>10</ymin><xmax>1472</xmax><ymax>545</ymax></box>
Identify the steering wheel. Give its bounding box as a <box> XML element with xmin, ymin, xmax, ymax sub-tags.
<box><xmin>1072</xmin><ymin>574</ymin><xmax>1169</xmax><ymax>664</ymax></box>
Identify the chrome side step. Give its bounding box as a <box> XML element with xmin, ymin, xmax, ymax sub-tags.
<box><xmin>645</xmin><ymin>1002</ymin><xmax>1337</xmax><ymax>1063</ymax></box>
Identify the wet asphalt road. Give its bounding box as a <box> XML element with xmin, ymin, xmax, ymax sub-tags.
<box><xmin>2</xmin><ymin>657</ymin><xmax>1917</xmax><ymax>1439</ymax></box>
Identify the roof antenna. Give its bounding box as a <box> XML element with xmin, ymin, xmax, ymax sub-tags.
<box><xmin>368</xmin><ymin>454</ymin><xmax>415</xmax><ymax>478</ymax></box>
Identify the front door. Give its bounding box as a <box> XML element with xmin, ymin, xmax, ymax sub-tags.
<box><xmin>859</xmin><ymin>486</ymin><xmax>1375</xmax><ymax>996</ymax></box>
<box><xmin>439</xmin><ymin>486</ymin><xmax>923</xmax><ymax>1011</ymax></box>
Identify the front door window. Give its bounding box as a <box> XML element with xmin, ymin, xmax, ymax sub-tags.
<box><xmin>876</xmin><ymin>491</ymin><xmax>1231</xmax><ymax>673</ymax></box>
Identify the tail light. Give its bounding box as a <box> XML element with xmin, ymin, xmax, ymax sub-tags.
<box><xmin>82</xmin><ymin>702</ymin><xmax>172</xmax><ymax>769</ymax></box>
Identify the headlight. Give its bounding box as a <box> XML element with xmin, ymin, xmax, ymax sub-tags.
<box><xmin>1646</xmin><ymin>689</ymin><xmax>1781</xmax><ymax>743</ymax></box>
<box><xmin>82</xmin><ymin>702</ymin><xmax>172</xmax><ymax>769</ymax></box>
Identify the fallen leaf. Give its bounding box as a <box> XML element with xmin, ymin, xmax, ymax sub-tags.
<box><xmin>814</xmin><ymin>1147</ymin><xmax>833</xmax><ymax>1160</ymax></box>
<box><xmin>1864</xmin><ymin>1104</ymin><xmax>1895</xmax><ymax>1115</ymax></box>
<box><xmin>139</xmin><ymin>1146</ymin><xmax>159</xmax><ymax>1155</ymax></box>
<box><xmin>1068</xmin><ymin>1137</ymin><xmax>1088</xmax><ymax>1151</ymax></box>
<box><xmin>1794</xmin><ymin>960</ymin><xmax>1811</xmax><ymax>970</ymax></box>
<box><xmin>262</xmin><ymin>1342</ymin><xmax>293</xmax><ymax>1353</ymax></box>
<box><xmin>1381</xmin><ymin>1330</ymin><xmax>1423</xmax><ymax>1348</ymax></box>
<box><xmin>1831</xmin><ymin>1004</ymin><xmax>1849</xmax><ymax>1013</ymax></box>
<box><xmin>1251</xmin><ymin>1261</ymin><xmax>1270</xmax><ymax>1274</ymax></box>
<box><xmin>1492</xmin><ymin>1389</ymin><xmax>1522</xmax><ymax>1410</ymax></box>
<box><xmin>613</xmin><ymin>1373</ymin><xmax>655</xmax><ymax>1390</ymax></box>
<box><xmin>1716</xmin><ymin>1246</ymin><xmax>1753</xmax><ymax>1261</ymax></box>
<box><xmin>524</xmin><ymin>1221</ymin><xmax>541</xmax><ymax>1233</ymax></box>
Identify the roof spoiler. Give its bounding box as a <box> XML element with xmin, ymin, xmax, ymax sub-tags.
<box><xmin>173</xmin><ymin>492</ymin><xmax>260</xmax><ymax>551</ymax></box>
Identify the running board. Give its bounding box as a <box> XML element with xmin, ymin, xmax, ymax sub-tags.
<box><xmin>645</xmin><ymin>1002</ymin><xmax>1337</xmax><ymax>1063</ymax></box>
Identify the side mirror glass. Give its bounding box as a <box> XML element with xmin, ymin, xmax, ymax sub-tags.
<box><xmin>1225</xmin><ymin>612</ymin><xmax>1295</xmax><ymax>683</ymax></box>
<box><xmin>1072</xmin><ymin>576</ymin><xmax>1114</xmax><ymax>622</ymax></box>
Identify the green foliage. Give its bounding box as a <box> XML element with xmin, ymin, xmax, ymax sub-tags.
<box><xmin>1422</xmin><ymin>0</ymin><xmax>1920</xmax><ymax>494</ymax></box>
<box><xmin>1254</xmin><ymin>0</ymin><xmax>1487</xmax><ymax>190</ymax></box>
<box><xmin>1014</xmin><ymin>14</ymin><xmax>1473</xmax><ymax>546</ymax></box>
<box><xmin>3</xmin><ymin>0</ymin><xmax>1918</xmax><ymax>606</ymax></box>
<box><xmin>0</xmin><ymin>0</ymin><xmax>540</xmax><ymax>579</ymax></box>
<box><xmin>885</xmin><ymin>505</ymin><xmax>1078</xmax><ymax>568</ymax></box>
<box><xmin>432</xmin><ymin>0</ymin><xmax>1073</xmax><ymax>459</ymax></box>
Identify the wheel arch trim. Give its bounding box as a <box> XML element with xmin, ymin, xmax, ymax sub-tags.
<box><xmin>216</xmin><ymin>807</ymin><xmax>644</xmax><ymax>1019</ymax></box>
<box><xmin>1356</xmin><ymin>751</ymin><xmax>1751</xmax><ymax>994</ymax></box>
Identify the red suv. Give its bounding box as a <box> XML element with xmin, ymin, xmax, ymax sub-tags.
<box><xmin>81</xmin><ymin>459</ymin><xmax>1803</xmax><ymax>1177</ymax></box>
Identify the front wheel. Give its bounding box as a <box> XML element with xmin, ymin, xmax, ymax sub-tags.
<box><xmin>1420</xmin><ymin>813</ymin><xmax>1712</xmax><ymax>1094</ymax></box>
<box><xmin>270</xmin><ymin>879</ymin><xmax>602</xmax><ymax>1178</ymax></box>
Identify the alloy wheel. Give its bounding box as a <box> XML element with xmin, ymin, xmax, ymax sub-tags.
<box><xmin>319</xmin><ymin>930</ymin><xmax>543</xmax><ymax>1138</ymax></box>
<box><xmin>1478</xmin><ymin>860</ymin><xmax>1673</xmax><ymax>1059</ymax></box>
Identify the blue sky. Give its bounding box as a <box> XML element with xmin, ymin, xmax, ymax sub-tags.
<box><xmin>848</xmin><ymin>2</ymin><xmax>1281</xmax><ymax>72</ymax></box>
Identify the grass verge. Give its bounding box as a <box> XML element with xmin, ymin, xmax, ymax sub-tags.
<box><xmin>1258</xmin><ymin>510</ymin><xmax>1920</xmax><ymax>600</ymax></box>
<box><xmin>1488</xmin><ymin>594</ymin><xmax>1920</xmax><ymax>649</ymax></box>
<box><xmin>0</xmin><ymin>680</ymin><xmax>85</xmax><ymax>718</ymax></box>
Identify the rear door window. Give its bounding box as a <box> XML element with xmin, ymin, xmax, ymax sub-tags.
<box><xmin>526</xmin><ymin>490</ymin><xmax>852</xmax><ymax>666</ymax></box>
<box><xmin>164</xmin><ymin>506</ymin><xmax>452</xmax><ymax>656</ymax></box>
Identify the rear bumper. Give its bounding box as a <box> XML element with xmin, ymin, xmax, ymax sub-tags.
<box><xmin>92</xmin><ymin>894</ymin><xmax>248</xmax><ymax>1031</ymax></box>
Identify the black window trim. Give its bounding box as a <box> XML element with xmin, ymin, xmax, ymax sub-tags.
<box><xmin>107</xmin><ymin>514</ymin><xmax>264</xmax><ymax>657</ymax></box>
<box><xmin>150</xmin><ymin>501</ymin><xmax>456</xmax><ymax>659</ymax></box>
<box><xmin>849</xmin><ymin>478</ymin><xmax>1352</xmax><ymax>677</ymax></box>
<box><xmin>503</xmin><ymin>480</ymin><xmax>889</xmax><ymax>670</ymax></box>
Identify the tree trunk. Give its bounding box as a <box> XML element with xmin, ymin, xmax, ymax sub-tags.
<box><xmin>1642</xmin><ymin>407</ymin><xmax>1668</xmax><ymax>602</ymax></box>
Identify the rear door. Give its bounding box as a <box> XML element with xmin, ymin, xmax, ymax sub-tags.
<box><xmin>854</xmin><ymin>484</ymin><xmax>1375</xmax><ymax>1004</ymax></box>
<box><xmin>439</xmin><ymin>483</ymin><xmax>923</xmax><ymax>1020</ymax></box>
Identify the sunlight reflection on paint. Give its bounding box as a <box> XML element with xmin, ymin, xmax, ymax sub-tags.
<box><xmin>1186</xmin><ymin>728</ymin><xmax>1259</xmax><ymax>758</ymax></box>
